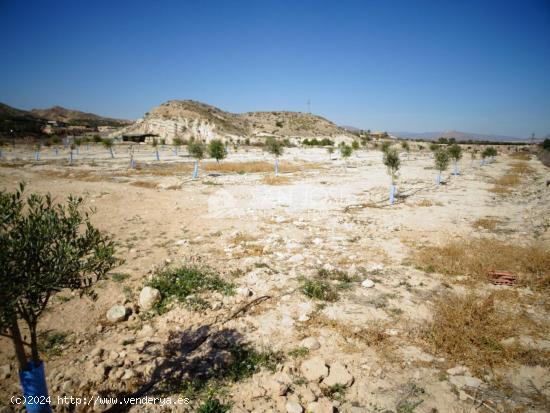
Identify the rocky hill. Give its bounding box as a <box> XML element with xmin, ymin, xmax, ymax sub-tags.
<box><xmin>114</xmin><ymin>100</ymin><xmax>353</xmax><ymax>143</ymax></box>
<box><xmin>31</xmin><ymin>106</ymin><xmax>131</xmax><ymax>127</ymax></box>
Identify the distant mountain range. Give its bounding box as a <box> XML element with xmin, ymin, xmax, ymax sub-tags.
<box><xmin>391</xmin><ymin>130</ymin><xmax>531</xmax><ymax>142</ymax></box>
<box><xmin>0</xmin><ymin>102</ymin><xmax>131</xmax><ymax>137</ymax></box>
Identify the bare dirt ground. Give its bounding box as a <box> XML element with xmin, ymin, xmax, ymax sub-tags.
<box><xmin>0</xmin><ymin>143</ymin><xmax>549</xmax><ymax>413</ymax></box>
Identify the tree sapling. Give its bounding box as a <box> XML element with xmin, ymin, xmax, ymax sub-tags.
<box><xmin>383</xmin><ymin>148</ymin><xmax>400</xmax><ymax>204</ymax></box>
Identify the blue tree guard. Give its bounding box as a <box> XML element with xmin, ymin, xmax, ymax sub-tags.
<box><xmin>192</xmin><ymin>161</ymin><xmax>199</xmax><ymax>179</ymax></box>
<box><xmin>389</xmin><ymin>184</ymin><xmax>396</xmax><ymax>205</ymax></box>
<box><xmin>109</xmin><ymin>147</ymin><xmax>114</xmax><ymax>158</ymax></box>
<box><xmin>19</xmin><ymin>361</ymin><xmax>52</xmax><ymax>412</ymax></box>
<box><xmin>453</xmin><ymin>162</ymin><xmax>459</xmax><ymax>175</ymax></box>
<box><xmin>436</xmin><ymin>173</ymin><xmax>441</xmax><ymax>185</ymax></box>
<box><xmin>69</xmin><ymin>151</ymin><xmax>73</xmax><ymax>165</ymax></box>
<box><xmin>35</xmin><ymin>151</ymin><xmax>40</xmax><ymax>161</ymax></box>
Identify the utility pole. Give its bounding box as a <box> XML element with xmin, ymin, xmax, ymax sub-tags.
<box><xmin>307</xmin><ymin>99</ymin><xmax>311</xmax><ymax>114</ymax></box>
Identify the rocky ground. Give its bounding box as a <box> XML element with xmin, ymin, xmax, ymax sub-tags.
<box><xmin>0</xmin><ymin>143</ymin><xmax>549</xmax><ymax>412</ymax></box>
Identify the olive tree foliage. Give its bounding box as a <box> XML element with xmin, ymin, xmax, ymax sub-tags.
<box><xmin>207</xmin><ymin>139</ymin><xmax>227</xmax><ymax>163</ymax></box>
<box><xmin>0</xmin><ymin>184</ymin><xmax>118</xmax><ymax>370</ymax></box>
<box><xmin>265</xmin><ymin>137</ymin><xmax>284</xmax><ymax>158</ymax></box>
<box><xmin>188</xmin><ymin>142</ymin><xmax>205</xmax><ymax>160</ymax></box>
<box><xmin>448</xmin><ymin>144</ymin><xmax>462</xmax><ymax>162</ymax></box>
<box><xmin>340</xmin><ymin>143</ymin><xmax>353</xmax><ymax>159</ymax></box>
<box><xmin>383</xmin><ymin>148</ymin><xmax>400</xmax><ymax>184</ymax></box>
<box><xmin>434</xmin><ymin>148</ymin><xmax>450</xmax><ymax>173</ymax></box>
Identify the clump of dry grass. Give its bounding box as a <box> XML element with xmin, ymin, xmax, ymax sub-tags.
<box><xmin>230</xmin><ymin>232</ymin><xmax>257</xmax><ymax>244</ymax></box>
<box><xmin>510</xmin><ymin>152</ymin><xmax>531</xmax><ymax>161</ymax></box>
<box><xmin>472</xmin><ymin>217</ymin><xmax>503</xmax><ymax>231</ymax></box>
<box><xmin>260</xmin><ymin>175</ymin><xmax>291</xmax><ymax>185</ymax></box>
<box><xmin>303</xmin><ymin>314</ymin><xmax>390</xmax><ymax>349</ymax></box>
<box><xmin>413</xmin><ymin>238</ymin><xmax>550</xmax><ymax>290</ymax></box>
<box><xmin>490</xmin><ymin>161</ymin><xmax>535</xmax><ymax>194</ymax></box>
<box><xmin>130</xmin><ymin>180</ymin><xmax>158</xmax><ymax>189</ymax></box>
<box><xmin>203</xmin><ymin>161</ymin><xmax>321</xmax><ymax>174</ymax></box>
<box><xmin>416</xmin><ymin>199</ymin><xmax>434</xmax><ymax>207</ymax></box>
<box><xmin>423</xmin><ymin>292</ymin><xmax>516</xmax><ymax>375</ymax></box>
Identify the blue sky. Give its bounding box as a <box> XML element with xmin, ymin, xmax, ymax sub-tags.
<box><xmin>1</xmin><ymin>0</ymin><xmax>549</xmax><ymax>138</ymax></box>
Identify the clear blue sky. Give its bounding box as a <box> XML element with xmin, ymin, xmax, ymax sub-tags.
<box><xmin>1</xmin><ymin>0</ymin><xmax>549</xmax><ymax>138</ymax></box>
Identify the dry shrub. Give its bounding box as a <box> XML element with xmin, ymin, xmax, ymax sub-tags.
<box><xmin>472</xmin><ymin>217</ymin><xmax>503</xmax><ymax>231</ymax></box>
<box><xmin>424</xmin><ymin>292</ymin><xmax>516</xmax><ymax>375</ymax></box>
<box><xmin>40</xmin><ymin>169</ymin><xmax>105</xmax><ymax>182</ymax></box>
<box><xmin>261</xmin><ymin>175</ymin><xmax>291</xmax><ymax>185</ymax></box>
<box><xmin>413</xmin><ymin>238</ymin><xmax>550</xmax><ymax>290</ymax></box>
<box><xmin>131</xmin><ymin>180</ymin><xmax>158</xmax><ymax>189</ymax></box>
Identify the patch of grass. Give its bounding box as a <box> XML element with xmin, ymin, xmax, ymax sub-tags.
<box><xmin>472</xmin><ymin>217</ymin><xmax>503</xmax><ymax>231</ymax></box>
<box><xmin>260</xmin><ymin>175</ymin><xmax>291</xmax><ymax>185</ymax></box>
<box><xmin>490</xmin><ymin>162</ymin><xmax>535</xmax><ymax>194</ymax></box>
<box><xmin>288</xmin><ymin>346</ymin><xmax>310</xmax><ymax>358</ymax></box>
<box><xmin>416</xmin><ymin>199</ymin><xmax>433</xmax><ymax>207</ymax></box>
<box><xmin>300</xmin><ymin>278</ymin><xmax>339</xmax><ymax>302</ymax></box>
<box><xmin>197</xmin><ymin>398</ymin><xmax>230</xmax><ymax>413</ymax></box>
<box><xmin>510</xmin><ymin>152</ymin><xmax>531</xmax><ymax>161</ymax></box>
<box><xmin>421</xmin><ymin>292</ymin><xmax>516</xmax><ymax>376</ymax></box>
<box><xmin>230</xmin><ymin>232</ymin><xmax>257</xmax><ymax>244</ymax></box>
<box><xmin>322</xmin><ymin>383</ymin><xmax>347</xmax><ymax>401</ymax></box>
<box><xmin>201</xmin><ymin>161</ymin><xmax>321</xmax><ymax>174</ymax></box>
<box><xmin>111</xmin><ymin>272</ymin><xmax>130</xmax><ymax>282</ymax></box>
<box><xmin>131</xmin><ymin>180</ymin><xmax>158</xmax><ymax>189</ymax></box>
<box><xmin>38</xmin><ymin>330</ymin><xmax>68</xmax><ymax>358</ymax></box>
<box><xmin>147</xmin><ymin>264</ymin><xmax>235</xmax><ymax>314</ymax></box>
<box><xmin>412</xmin><ymin>237</ymin><xmax>550</xmax><ymax>290</ymax></box>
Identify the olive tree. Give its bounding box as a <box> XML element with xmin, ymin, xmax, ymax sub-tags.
<box><xmin>434</xmin><ymin>149</ymin><xmax>450</xmax><ymax>185</ymax></box>
<box><xmin>0</xmin><ymin>184</ymin><xmax>117</xmax><ymax>409</ymax></box>
<box><xmin>383</xmin><ymin>148</ymin><xmax>400</xmax><ymax>204</ymax></box>
<box><xmin>448</xmin><ymin>144</ymin><xmax>462</xmax><ymax>175</ymax></box>
<box><xmin>340</xmin><ymin>143</ymin><xmax>353</xmax><ymax>169</ymax></box>
<box><xmin>152</xmin><ymin>138</ymin><xmax>160</xmax><ymax>161</ymax></box>
<box><xmin>207</xmin><ymin>139</ymin><xmax>227</xmax><ymax>163</ymax></box>
<box><xmin>188</xmin><ymin>142</ymin><xmax>205</xmax><ymax>179</ymax></box>
<box><xmin>173</xmin><ymin>137</ymin><xmax>183</xmax><ymax>156</ymax></box>
<box><xmin>327</xmin><ymin>146</ymin><xmax>334</xmax><ymax>160</ymax></box>
<box><xmin>265</xmin><ymin>137</ymin><xmax>283</xmax><ymax>175</ymax></box>
<box><xmin>102</xmin><ymin>138</ymin><xmax>115</xmax><ymax>158</ymax></box>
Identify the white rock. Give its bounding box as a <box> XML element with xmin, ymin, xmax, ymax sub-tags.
<box><xmin>301</xmin><ymin>357</ymin><xmax>328</xmax><ymax>382</ymax></box>
<box><xmin>106</xmin><ymin>305</ymin><xmax>127</xmax><ymax>323</ymax></box>
<box><xmin>300</xmin><ymin>337</ymin><xmax>321</xmax><ymax>350</ymax></box>
<box><xmin>138</xmin><ymin>287</ymin><xmax>161</xmax><ymax>311</ymax></box>
<box><xmin>361</xmin><ymin>279</ymin><xmax>375</xmax><ymax>288</ymax></box>
<box><xmin>0</xmin><ymin>364</ymin><xmax>11</xmax><ymax>380</ymax></box>
<box><xmin>289</xmin><ymin>254</ymin><xmax>304</xmax><ymax>263</ymax></box>
<box><xmin>285</xmin><ymin>400</ymin><xmax>303</xmax><ymax>413</ymax></box>
<box><xmin>323</xmin><ymin>362</ymin><xmax>354</xmax><ymax>387</ymax></box>
<box><xmin>306</xmin><ymin>399</ymin><xmax>334</xmax><ymax>413</ymax></box>
<box><xmin>449</xmin><ymin>375</ymin><xmax>483</xmax><ymax>388</ymax></box>
<box><xmin>236</xmin><ymin>287</ymin><xmax>253</xmax><ymax>297</ymax></box>
<box><xmin>138</xmin><ymin>324</ymin><xmax>155</xmax><ymax>338</ymax></box>
<box><xmin>446</xmin><ymin>365</ymin><xmax>470</xmax><ymax>376</ymax></box>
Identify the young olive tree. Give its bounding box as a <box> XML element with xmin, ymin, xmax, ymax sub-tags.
<box><xmin>0</xmin><ymin>184</ymin><xmax>117</xmax><ymax>410</ymax></box>
<box><xmin>340</xmin><ymin>143</ymin><xmax>353</xmax><ymax>169</ymax></box>
<box><xmin>383</xmin><ymin>148</ymin><xmax>400</xmax><ymax>204</ymax></box>
<box><xmin>34</xmin><ymin>143</ymin><xmax>41</xmax><ymax>161</ymax></box>
<box><xmin>265</xmin><ymin>137</ymin><xmax>283</xmax><ymax>175</ymax></box>
<box><xmin>188</xmin><ymin>142</ymin><xmax>205</xmax><ymax>179</ymax></box>
<box><xmin>207</xmin><ymin>139</ymin><xmax>226</xmax><ymax>163</ymax></box>
<box><xmin>327</xmin><ymin>146</ymin><xmax>335</xmax><ymax>160</ymax></box>
<box><xmin>172</xmin><ymin>137</ymin><xmax>183</xmax><ymax>156</ymax></box>
<box><xmin>102</xmin><ymin>138</ymin><xmax>115</xmax><ymax>158</ymax></box>
<box><xmin>434</xmin><ymin>149</ymin><xmax>450</xmax><ymax>185</ymax></box>
<box><xmin>152</xmin><ymin>138</ymin><xmax>160</xmax><ymax>161</ymax></box>
<box><xmin>448</xmin><ymin>144</ymin><xmax>462</xmax><ymax>175</ymax></box>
